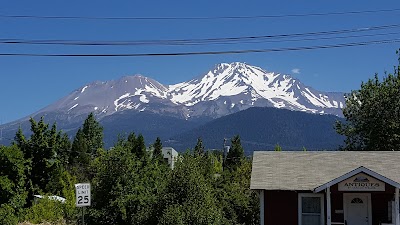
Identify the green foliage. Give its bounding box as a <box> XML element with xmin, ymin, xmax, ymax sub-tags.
<box><xmin>225</xmin><ymin>135</ymin><xmax>244</xmax><ymax>170</ymax></box>
<box><xmin>336</xmin><ymin>50</ymin><xmax>400</xmax><ymax>151</ymax></box>
<box><xmin>158</xmin><ymin>153</ymin><xmax>223</xmax><ymax>225</ymax></box>
<box><xmin>5</xmin><ymin>115</ymin><xmax>259</xmax><ymax>225</ymax></box>
<box><xmin>135</xmin><ymin>134</ymin><xmax>147</xmax><ymax>159</ymax></box>
<box><xmin>71</xmin><ymin>112</ymin><xmax>103</xmax><ymax>165</ymax></box>
<box><xmin>152</xmin><ymin>137</ymin><xmax>164</xmax><ymax>164</ymax></box>
<box><xmin>89</xmin><ymin>145</ymin><xmax>168</xmax><ymax>225</ymax></box>
<box><xmin>0</xmin><ymin>145</ymin><xmax>27</xmax><ymax>225</ymax></box>
<box><xmin>194</xmin><ymin>137</ymin><xmax>205</xmax><ymax>157</ymax></box>
<box><xmin>45</xmin><ymin>169</ymin><xmax>79</xmax><ymax>222</ymax></box>
<box><xmin>221</xmin><ymin>159</ymin><xmax>259</xmax><ymax>225</ymax></box>
<box><xmin>23</xmin><ymin>197</ymin><xmax>65</xmax><ymax>224</ymax></box>
<box><xmin>274</xmin><ymin>143</ymin><xmax>282</xmax><ymax>151</ymax></box>
<box><xmin>81</xmin><ymin>112</ymin><xmax>104</xmax><ymax>154</ymax></box>
<box><xmin>0</xmin><ymin>145</ymin><xmax>27</xmax><ymax>208</ymax></box>
<box><xmin>71</xmin><ymin>113</ymin><xmax>103</xmax><ymax>181</ymax></box>
<box><xmin>0</xmin><ymin>204</ymin><xmax>18</xmax><ymax>225</ymax></box>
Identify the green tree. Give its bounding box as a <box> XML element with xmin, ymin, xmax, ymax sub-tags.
<box><xmin>71</xmin><ymin>112</ymin><xmax>103</xmax><ymax>164</ymax></box>
<box><xmin>216</xmin><ymin>158</ymin><xmax>259</xmax><ymax>225</ymax></box>
<box><xmin>225</xmin><ymin>135</ymin><xmax>244</xmax><ymax>170</ymax></box>
<box><xmin>0</xmin><ymin>145</ymin><xmax>27</xmax><ymax>225</ymax></box>
<box><xmin>70</xmin><ymin>128</ymin><xmax>89</xmax><ymax>166</ymax></box>
<box><xmin>336</xmin><ymin>50</ymin><xmax>400</xmax><ymax>151</ymax></box>
<box><xmin>89</xmin><ymin>145</ymin><xmax>168</xmax><ymax>225</ymax></box>
<box><xmin>70</xmin><ymin>113</ymin><xmax>103</xmax><ymax>180</ymax></box>
<box><xmin>82</xmin><ymin>112</ymin><xmax>104</xmax><ymax>155</ymax></box>
<box><xmin>14</xmin><ymin>117</ymin><xmax>71</xmax><ymax>206</ymax></box>
<box><xmin>152</xmin><ymin>137</ymin><xmax>164</xmax><ymax>162</ymax></box>
<box><xmin>194</xmin><ymin>137</ymin><xmax>205</xmax><ymax>157</ymax></box>
<box><xmin>134</xmin><ymin>134</ymin><xmax>147</xmax><ymax>159</ymax></box>
<box><xmin>27</xmin><ymin>118</ymin><xmax>59</xmax><ymax>192</ymax></box>
<box><xmin>274</xmin><ymin>143</ymin><xmax>282</xmax><ymax>151</ymax></box>
<box><xmin>158</xmin><ymin>153</ymin><xmax>223</xmax><ymax>225</ymax></box>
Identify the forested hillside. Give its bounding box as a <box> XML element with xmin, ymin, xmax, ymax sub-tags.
<box><xmin>170</xmin><ymin>107</ymin><xmax>345</xmax><ymax>153</ymax></box>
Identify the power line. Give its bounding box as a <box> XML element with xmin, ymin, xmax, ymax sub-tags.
<box><xmin>1</xmin><ymin>31</ymin><xmax>399</xmax><ymax>47</ymax></box>
<box><xmin>1</xmin><ymin>38</ymin><xmax>399</xmax><ymax>57</ymax></box>
<box><xmin>0</xmin><ymin>8</ymin><xmax>399</xmax><ymax>21</ymax></box>
<box><xmin>1</xmin><ymin>24</ymin><xmax>399</xmax><ymax>46</ymax></box>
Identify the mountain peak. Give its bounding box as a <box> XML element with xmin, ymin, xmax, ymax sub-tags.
<box><xmin>34</xmin><ymin>62</ymin><xmax>344</xmax><ymax>123</ymax></box>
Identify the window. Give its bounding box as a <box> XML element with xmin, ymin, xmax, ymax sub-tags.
<box><xmin>351</xmin><ymin>198</ymin><xmax>363</xmax><ymax>204</ymax></box>
<box><xmin>298</xmin><ymin>193</ymin><xmax>324</xmax><ymax>225</ymax></box>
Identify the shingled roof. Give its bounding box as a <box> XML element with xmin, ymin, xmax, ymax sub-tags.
<box><xmin>250</xmin><ymin>151</ymin><xmax>400</xmax><ymax>191</ymax></box>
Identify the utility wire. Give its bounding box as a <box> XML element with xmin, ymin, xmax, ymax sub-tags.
<box><xmin>1</xmin><ymin>31</ymin><xmax>399</xmax><ymax>47</ymax></box>
<box><xmin>1</xmin><ymin>24</ymin><xmax>399</xmax><ymax>46</ymax></box>
<box><xmin>1</xmin><ymin>38</ymin><xmax>399</xmax><ymax>57</ymax></box>
<box><xmin>0</xmin><ymin>8</ymin><xmax>399</xmax><ymax>21</ymax></box>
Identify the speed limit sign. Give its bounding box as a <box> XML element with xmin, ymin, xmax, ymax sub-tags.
<box><xmin>75</xmin><ymin>183</ymin><xmax>91</xmax><ymax>207</ymax></box>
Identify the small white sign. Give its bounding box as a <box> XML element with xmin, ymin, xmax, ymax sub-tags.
<box><xmin>338</xmin><ymin>173</ymin><xmax>385</xmax><ymax>191</ymax></box>
<box><xmin>75</xmin><ymin>183</ymin><xmax>91</xmax><ymax>207</ymax></box>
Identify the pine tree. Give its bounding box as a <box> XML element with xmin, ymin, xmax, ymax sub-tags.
<box><xmin>225</xmin><ymin>135</ymin><xmax>244</xmax><ymax>170</ymax></box>
<box><xmin>194</xmin><ymin>137</ymin><xmax>205</xmax><ymax>157</ymax></box>
<box><xmin>152</xmin><ymin>137</ymin><xmax>163</xmax><ymax>162</ymax></box>
<box><xmin>70</xmin><ymin>128</ymin><xmax>89</xmax><ymax>166</ymax></box>
<box><xmin>81</xmin><ymin>112</ymin><xmax>104</xmax><ymax>156</ymax></box>
<box><xmin>71</xmin><ymin>112</ymin><xmax>103</xmax><ymax>165</ymax></box>
<box><xmin>135</xmin><ymin>134</ymin><xmax>147</xmax><ymax>159</ymax></box>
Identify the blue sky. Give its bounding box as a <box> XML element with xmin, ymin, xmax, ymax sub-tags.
<box><xmin>1</xmin><ymin>0</ymin><xmax>399</xmax><ymax>123</ymax></box>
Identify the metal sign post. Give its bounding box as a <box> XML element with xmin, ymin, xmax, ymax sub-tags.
<box><xmin>75</xmin><ymin>183</ymin><xmax>91</xmax><ymax>225</ymax></box>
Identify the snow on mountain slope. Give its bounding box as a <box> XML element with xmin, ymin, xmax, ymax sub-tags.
<box><xmin>168</xmin><ymin>62</ymin><xmax>344</xmax><ymax>117</ymax></box>
<box><xmin>34</xmin><ymin>62</ymin><xmax>345</xmax><ymax>121</ymax></box>
<box><xmin>36</xmin><ymin>75</ymin><xmax>173</xmax><ymax>118</ymax></box>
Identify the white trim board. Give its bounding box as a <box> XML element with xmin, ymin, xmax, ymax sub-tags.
<box><xmin>314</xmin><ymin>166</ymin><xmax>400</xmax><ymax>193</ymax></box>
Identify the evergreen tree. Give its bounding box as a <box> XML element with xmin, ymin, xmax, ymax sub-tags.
<box><xmin>28</xmin><ymin>117</ymin><xmax>57</xmax><ymax>192</ymax></box>
<box><xmin>134</xmin><ymin>134</ymin><xmax>147</xmax><ymax>159</ymax></box>
<box><xmin>336</xmin><ymin>50</ymin><xmax>400</xmax><ymax>151</ymax></box>
<box><xmin>13</xmin><ymin>117</ymin><xmax>69</xmax><ymax>204</ymax></box>
<box><xmin>71</xmin><ymin>112</ymin><xmax>103</xmax><ymax>167</ymax></box>
<box><xmin>70</xmin><ymin>128</ymin><xmax>89</xmax><ymax>166</ymax></box>
<box><xmin>194</xmin><ymin>137</ymin><xmax>205</xmax><ymax>157</ymax></box>
<box><xmin>225</xmin><ymin>135</ymin><xmax>244</xmax><ymax>170</ymax></box>
<box><xmin>81</xmin><ymin>112</ymin><xmax>104</xmax><ymax>156</ymax></box>
<box><xmin>126</xmin><ymin>132</ymin><xmax>137</xmax><ymax>151</ymax></box>
<box><xmin>152</xmin><ymin>137</ymin><xmax>164</xmax><ymax>162</ymax></box>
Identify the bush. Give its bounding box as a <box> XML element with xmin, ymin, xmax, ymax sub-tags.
<box><xmin>22</xmin><ymin>197</ymin><xmax>65</xmax><ymax>224</ymax></box>
<box><xmin>0</xmin><ymin>204</ymin><xmax>19</xmax><ymax>225</ymax></box>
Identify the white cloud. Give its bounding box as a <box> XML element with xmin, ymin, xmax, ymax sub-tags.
<box><xmin>291</xmin><ymin>68</ymin><xmax>301</xmax><ymax>74</ymax></box>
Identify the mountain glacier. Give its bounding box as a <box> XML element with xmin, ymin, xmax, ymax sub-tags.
<box><xmin>33</xmin><ymin>62</ymin><xmax>345</xmax><ymax>121</ymax></box>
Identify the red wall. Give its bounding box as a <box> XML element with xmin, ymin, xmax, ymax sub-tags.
<box><xmin>264</xmin><ymin>184</ymin><xmax>395</xmax><ymax>225</ymax></box>
<box><xmin>265</xmin><ymin>190</ymin><xmax>299</xmax><ymax>225</ymax></box>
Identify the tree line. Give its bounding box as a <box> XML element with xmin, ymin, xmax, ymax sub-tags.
<box><xmin>0</xmin><ymin>113</ymin><xmax>259</xmax><ymax>225</ymax></box>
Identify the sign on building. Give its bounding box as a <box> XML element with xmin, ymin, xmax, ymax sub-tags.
<box><xmin>338</xmin><ymin>173</ymin><xmax>385</xmax><ymax>191</ymax></box>
<box><xmin>75</xmin><ymin>183</ymin><xmax>91</xmax><ymax>207</ymax></box>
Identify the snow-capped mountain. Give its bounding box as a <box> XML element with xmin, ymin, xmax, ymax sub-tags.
<box><xmin>168</xmin><ymin>62</ymin><xmax>344</xmax><ymax>118</ymax></box>
<box><xmin>33</xmin><ymin>62</ymin><xmax>345</xmax><ymax>121</ymax></box>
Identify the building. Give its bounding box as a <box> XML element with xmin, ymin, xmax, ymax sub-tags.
<box><xmin>250</xmin><ymin>151</ymin><xmax>400</xmax><ymax>225</ymax></box>
<box><xmin>162</xmin><ymin>147</ymin><xmax>178</xmax><ymax>169</ymax></box>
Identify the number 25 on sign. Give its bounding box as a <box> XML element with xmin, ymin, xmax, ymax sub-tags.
<box><xmin>75</xmin><ymin>183</ymin><xmax>91</xmax><ymax>207</ymax></box>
